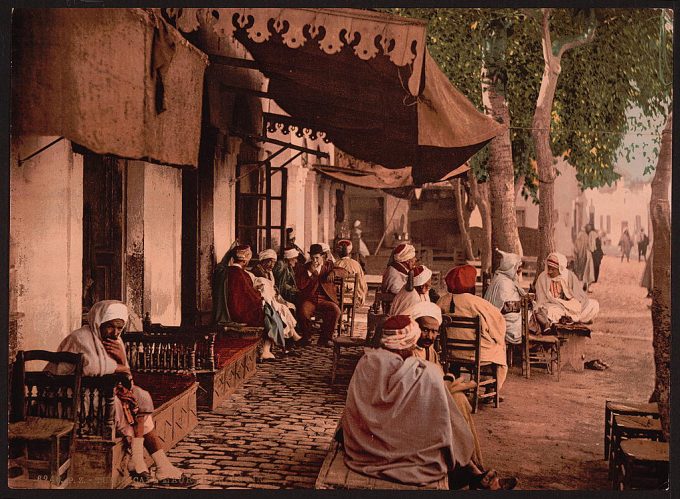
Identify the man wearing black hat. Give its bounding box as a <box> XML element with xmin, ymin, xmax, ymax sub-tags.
<box><xmin>295</xmin><ymin>243</ymin><xmax>347</xmax><ymax>347</ymax></box>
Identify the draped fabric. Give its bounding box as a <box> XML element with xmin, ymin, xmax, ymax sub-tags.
<box><xmin>484</xmin><ymin>251</ymin><xmax>526</xmax><ymax>344</ymax></box>
<box><xmin>167</xmin><ymin>8</ymin><xmax>505</xmax><ymax>184</ymax></box>
<box><xmin>13</xmin><ymin>9</ymin><xmax>208</xmax><ymax>168</ymax></box>
<box><xmin>342</xmin><ymin>348</ymin><xmax>474</xmax><ymax>486</ymax></box>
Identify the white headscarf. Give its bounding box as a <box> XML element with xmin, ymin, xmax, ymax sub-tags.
<box><xmin>258</xmin><ymin>249</ymin><xmax>277</xmax><ymax>261</ymax></box>
<box><xmin>380</xmin><ymin>316</ymin><xmax>421</xmax><ymax>351</ymax></box>
<box><xmin>410</xmin><ymin>301</ymin><xmax>443</xmax><ymax>326</ymax></box>
<box><xmin>283</xmin><ymin>248</ymin><xmax>299</xmax><ymax>260</ymax></box>
<box><xmin>496</xmin><ymin>249</ymin><xmax>522</xmax><ymax>281</ymax></box>
<box><xmin>413</xmin><ymin>266</ymin><xmax>433</xmax><ymax>287</ymax></box>
<box><xmin>393</xmin><ymin>244</ymin><xmax>416</xmax><ymax>263</ymax></box>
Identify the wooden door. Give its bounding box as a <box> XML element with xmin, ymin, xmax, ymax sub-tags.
<box><xmin>82</xmin><ymin>154</ymin><xmax>124</xmax><ymax>312</ymax></box>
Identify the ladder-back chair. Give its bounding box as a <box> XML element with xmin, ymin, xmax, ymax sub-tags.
<box><xmin>335</xmin><ymin>274</ymin><xmax>359</xmax><ymax>337</ymax></box>
<box><xmin>9</xmin><ymin>350</ymin><xmax>84</xmax><ymax>489</ymax></box>
<box><xmin>521</xmin><ymin>294</ymin><xmax>561</xmax><ymax>380</ymax></box>
<box><xmin>439</xmin><ymin>314</ymin><xmax>499</xmax><ymax>413</ymax></box>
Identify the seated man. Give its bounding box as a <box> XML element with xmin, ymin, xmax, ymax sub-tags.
<box><xmin>410</xmin><ymin>301</ymin><xmax>485</xmax><ymax>468</ymax></box>
<box><xmin>390</xmin><ymin>265</ymin><xmax>432</xmax><ymax>315</ymax></box>
<box><xmin>535</xmin><ymin>252</ymin><xmax>600</xmax><ymax>327</ymax></box>
<box><xmin>252</xmin><ymin>248</ymin><xmax>302</xmax><ymax>346</ymax></box>
<box><xmin>295</xmin><ymin>243</ymin><xmax>347</xmax><ymax>347</ymax></box>
<box><xmin>45</xmin><ymin>300</ymin><xmax>194</xmax><ymax>485</ymax></box>
<box><xmin>381</xmin><ymin>243</ymin><xmax>418</xmax><ymax>295</ymax></box>
<box><xmin>333</xmin><ymin>239</ymin><xmax>368</xmax><ymax>306</ymax></box>
<box><xmin>341</xmin><ymin>315</ymin><xmax>516</xmax><ymax>490</ymax></box>
<box><xmin>484</xmin><ymin>249</ymin><xmax>526</xmax><ymax>345</ymax></box>
<box><xmin>273</xmin><ymin>247</ymin><xmax>301</xmax><ymax>305</ymax></box>
<box><xmin>436</xmin><ymin>265</ymin><xmax>508</xmax><ymax>393</ymax></box>
<box><xmin>212</xmin><ymin>245</ymin><xmax>284</xmax><ymax>360</ymax></box>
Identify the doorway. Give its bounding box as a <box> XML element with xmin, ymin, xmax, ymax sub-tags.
<box><xmin>82</xmin><ymin>153</ymin><xmax>125</xmax><ymax>314</ymax></box>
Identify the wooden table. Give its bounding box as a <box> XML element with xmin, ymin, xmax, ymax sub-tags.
<box><xmin>551</xmin><ymin>323</ymin><xmax>591</xmax><ymax>372</ymax></box>
<box><xmin>365</xmin><ymin>274</ymin><xmax>382</xmax><ymax>291</ymax></box>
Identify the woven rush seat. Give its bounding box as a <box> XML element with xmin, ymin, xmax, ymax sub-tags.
<box><xmin>615</xmin><ymin>414</ymin><xmax>662</xmax><ymax>432</ymax></box>
<box><xmin>9</xmin><ymin>417</ymin><xmax>75</xmax><ymax>441</ymax></box>
<box><xmin>620</xmin><ymin>439</ymin><xmax>669</xmax><ymax>462</ymax></box>
<box><xmin>604</xmin><ymin>400</ymin><xmax>659</xmax><ymax>460</ymax></box>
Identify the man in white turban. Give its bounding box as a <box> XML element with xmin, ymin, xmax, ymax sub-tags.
<box><xmin>484</xmin><ymin>249</ymin><xmax>526</xmax><ymax>345</ymax></box>
<box><xmin>389</xmin><ymin>265</ymin><xmax>432</xmax><ymax>315</ymax></box>
<box><xmin>45</xmin><ymin>301</ymin><xmax>194</xmax><ymax>485</ymax></box>
<box><xmin>535</xmin><ymin>252</ymin><xmax>599</xmax><ymax>325</ymax></box>
<box><xmin>381</xmin><ymin>243</ymin><xmax>418</xmax><ymax>295</ymax></box>
<box><xmin>409</xmin><ymin>301</ymin><xmax>485</xmax><ymax>468</ymax></box>
<box><xmin>341</xmin><ymin>315</ymin><xmax>516</xmax><ymax>490</ymax></box>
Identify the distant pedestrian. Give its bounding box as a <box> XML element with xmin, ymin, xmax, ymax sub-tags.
<box><xmin>573</xmin><ymin>225</ymin><xmax>595</xmax><ymax>291</ymax></box>
<box><xmin>351</xmin><ymin>220</ymin><xmax>370</xmax><ymax>270</ymax></box>
<box><xmin>592</xmin><ymin>230</ymin><xmax>604</xmax><ymax>283</ymax></box>
<box><xmin>637</xmin><ymin>228</ymin><xmax>649</xmax><ymax>262</ymax></box>
<box><xmin>640</xmin><ymin>245</ymin><xmax>653</xmax><ymax>298</ymax></box>
<box><xmin>618</xmin><ymin>229</ymin><xmax>633</xmax><ymax>262</ymax></box>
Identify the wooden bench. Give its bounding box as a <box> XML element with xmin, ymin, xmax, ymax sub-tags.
<box><xmin>315</xmin><ymin>429</ymin><xmax>448</xmax><ymax>490</ymax></box>
<box><xmin>133</xmin><ymin>319</ymin><xmax>261</xmax><ymax>411</ymax></box>
<box><xmin>551</xmin><ymin>323</ymin><xmax>591</xmax><ymax>372</ymax></box>
<box><xmin>608</xmin><ymin>414</ymin><xmax>664</xmax><ymax>480</ymax></box>
<box><xmin>71</xmin><ymin>373</ymin><xmax>198</xmax><ymax>489</ymax></box>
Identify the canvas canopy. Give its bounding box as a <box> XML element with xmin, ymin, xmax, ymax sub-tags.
<box><xmin>167</xmin><ymin>8</ymin><xmax>505</xmax><ymax>185</ymax></box>
<box><xmin>12</xmin><ymin>8</ymin><xmax>208</xmax><ymax>168</ymax></box>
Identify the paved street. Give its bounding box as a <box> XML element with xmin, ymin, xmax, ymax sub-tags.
<box><xmin>131</xmin><ymin>322</ymin><xmax>368</xmax><ymax>490</ymax></box>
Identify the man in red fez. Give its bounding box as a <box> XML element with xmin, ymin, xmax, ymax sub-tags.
<box><xmin>437</xmin><ymin>265</ymin><xmax>509</xmax><ymax>396</ymax></box>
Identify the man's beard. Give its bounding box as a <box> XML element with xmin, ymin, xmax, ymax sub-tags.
<box><xmin>417</xmin><ymin>337</ymin><xmax>433</xmax><ymax>348</ymax></box>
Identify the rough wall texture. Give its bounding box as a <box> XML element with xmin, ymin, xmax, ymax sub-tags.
<box><xmin>143</xmin><ymin>163</ymin><xmax>182</xmax><ymax>325</ymax></box>
<box><xmin>10</xmin><ymin>136</ymin><xmax>83</xmax><ymax>352</ymax></box>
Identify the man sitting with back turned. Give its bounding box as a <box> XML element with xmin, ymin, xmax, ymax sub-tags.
<box><xmin>333</xmin><ymin>239</ymin><xmax>368</xmax><ymax>306</ymax></box>
<box><xmin>341</xmin><ymin>315</ymin><xmax>516</xmax><ymax>490</ymax></box>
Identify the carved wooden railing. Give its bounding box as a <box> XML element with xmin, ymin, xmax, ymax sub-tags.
<box><xmin>20</xmin><ymin>372</ymin><xmax>126</xmax><ymax>440</ymax></box>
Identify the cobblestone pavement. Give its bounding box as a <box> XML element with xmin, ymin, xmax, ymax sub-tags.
<box><xmin>131</xmin><ymin>320</ymin><xmax>369</xmax><ymax>490</ymax></box>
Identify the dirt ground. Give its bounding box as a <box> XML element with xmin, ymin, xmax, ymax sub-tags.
<box><xmin>473</xmin><ymin>254</ymin><xmax>656</xmax><ymax>490</ymax></box>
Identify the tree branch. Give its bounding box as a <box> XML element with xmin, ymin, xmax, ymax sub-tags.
<box><xmin>541</xmin><ymin>8</ymin><xmax>553</xmax><ymax>62</ymax></box>
<box><xmin>556</xmin><ymin>11</ymin><xmax>598</xmax><ymax>58</ymax></box>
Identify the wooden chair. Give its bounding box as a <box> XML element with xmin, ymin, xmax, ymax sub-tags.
<box><xmin>335</xmin><ymin>274</ymin><xmax>359</xmax><ymax>337</ymax></box>
<box><xmin>608</xmin><ymin>414</ymin><xmax>664</xmax><ymax>480</ymax></box>
<box><xmin>613</xmin><ymin>439</ymin><xmax>669</xmax><ymax>490</ymax></box>
<box><xmin>371</xmin><ymin>291</ymin><xmax>394</xmax><ymax>315</ymax></box>
<box><xmin>521</xmin><ymin>295</ymin><xmax>561</xmax><ymax>380</ymax></box>
<box><xmin>331</xmin><ymin>314</ymin><xmax>387</xmax><ymax>385</ymax></box>
<box><xmin>9</xmin><ymin>350</ymin><xmax>84</xmax><ymax>489</ymax></box>
<box><xmin>604</xmin><ymin>401</ymin><xmax>659</xmax><ymax>461</ymax></box>
<box><xmin>439</xmin><ymin>314</ymin><xmax>499</xmax><ymax>413</ymax></box>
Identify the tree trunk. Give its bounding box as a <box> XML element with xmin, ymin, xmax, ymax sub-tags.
<box><xmin>482</xmin><ymin>68</ymin><xmax>522</xmax><ymax>271</ymax></box>
<box><xmin>533</xmin><ymin>8</ymin><xmax>596</xmax><ymax>276</ymax></box>
<box><xmin>649</xmin><ymin>111</ymin><xmax>671</xmax><ymax>442</ymax></box>
<box><xmin>469</xmin><ymin>175</ymin><xmax>492</xmax><ymax>273</ymax></box>
<box><xmin>451</xmin><ymin>178</ymin><xmax>474</xmax><ymax>260</ymax></box>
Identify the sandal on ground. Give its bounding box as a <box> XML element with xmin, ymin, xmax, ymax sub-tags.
<box><xmin>470</xmin><ymin>470</ymin><xmax>518</xmax><ymax>490</ymax></box>
<box><xmin>156</xmin><ymin>473</ymin><xmax>197</xmax><ymax>487</ymax></box>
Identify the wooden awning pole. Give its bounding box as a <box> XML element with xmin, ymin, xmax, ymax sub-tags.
<box><xmin>374</xmin><ymin>195</ymin><xmax>408</xmax><ymax>256</ymax></box>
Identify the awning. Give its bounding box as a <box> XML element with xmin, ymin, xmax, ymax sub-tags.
<box><xmin>166</xmin><ymin>8</ymin><xmax>504</xmax><ymax>184</ymax></box>
<box><xmin>314</xmin><ymin>148</ymin><xmax>470</xmax><ymax>192</ymax></box>
<box><xmin>12</xmin><ymin>9</ymin><xmax>208</xmax><ymax>168</ymax></box>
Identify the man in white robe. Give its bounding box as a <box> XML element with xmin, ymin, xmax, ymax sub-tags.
<box><xmin>535</xmin><ymin>252</ymin><xmax>600</xmax><ymax>325</ymax></box>
<box><xmin>484</xmin><ymin>249</ymin><xmax>526</xmax><ymax>345</ymax></box>
<box><xmin>381</xmin><ymin>243</ymin><xmax>418</xmax><ymax>295</ymax></box>
<box><xmin>389</xmin><ymin>265</ymin><xmax>432</xmax><ymax>315</ymax></box>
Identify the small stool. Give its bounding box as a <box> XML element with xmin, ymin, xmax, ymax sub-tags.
<box><xmin>604</xmin><ymin>401</ymin><xmax>659</xmax><ymax>460</ymax></box>
<box><xmin>613</xmin><ymin>439</ymin><xmax>668</xmax><ymax>490</ymax></box>
<box><xmin>609</xmin><ymin>414</ymin><xmax>663</xmax><ymax>479</ymax></box>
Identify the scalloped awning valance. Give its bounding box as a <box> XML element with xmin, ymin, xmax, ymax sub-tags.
<box><xmin>167</xmin><ymin>8</ymin><xmax>505</xmax><ymax>184</ymax></box>
<box><xmin>13</xmin><ymin>9</ymin><xmax>208</xmax><ymax>168</ymax></box>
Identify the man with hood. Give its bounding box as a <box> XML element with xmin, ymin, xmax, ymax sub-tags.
<box><xmin>484</xmin><ymin>249</ymin><xmax>526</xmax><ymax>345</ymax></box>
<box><xmin>535</xmin><ymin>252</ymin><xmax>600</xmax><ymax>325</ymax></box>
<box><xmin>45</xmin><ymin>300</ymin><xmax>194</xmax><ymax>485</ymax></box>
<box><xmin>333</xmin><ymin>239</ymin><xmax>368</xmax><ymax>306</ymax></box>
<box><xmin>436</xmin><ymin>265</ymin><xmax>508</xmax><ymax>392</ymax></box>
<box><xmin>573</xmin><ymin>225</ymin><xmax>595</xmax><ymax>291</ymax></box>
<box><xmin>341</xmin><ymin>315</ymin><xmax>516</xmax><ymax>490</ymax></box>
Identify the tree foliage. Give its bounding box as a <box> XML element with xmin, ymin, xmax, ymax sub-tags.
<box><xmin>385</xmin><ymin>8</ymin><xmax>672</xmax><ymax>197</ymax></box>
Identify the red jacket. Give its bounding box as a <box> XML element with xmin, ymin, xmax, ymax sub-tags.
<box><xmin>295</xmin><ymin>261</ymin><xmax>346</xmax><ymax>303</ymax></box>
<box><xmin>226</xmin><ymin>266</ymin><xmax>264</xmax><ymax>326</ymax></box>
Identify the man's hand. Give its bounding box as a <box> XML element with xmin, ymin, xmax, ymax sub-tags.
<box><xmin>104</xmin><ymin>338</ymin><xmax>127</xmax><ymax>365</ymax></box>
